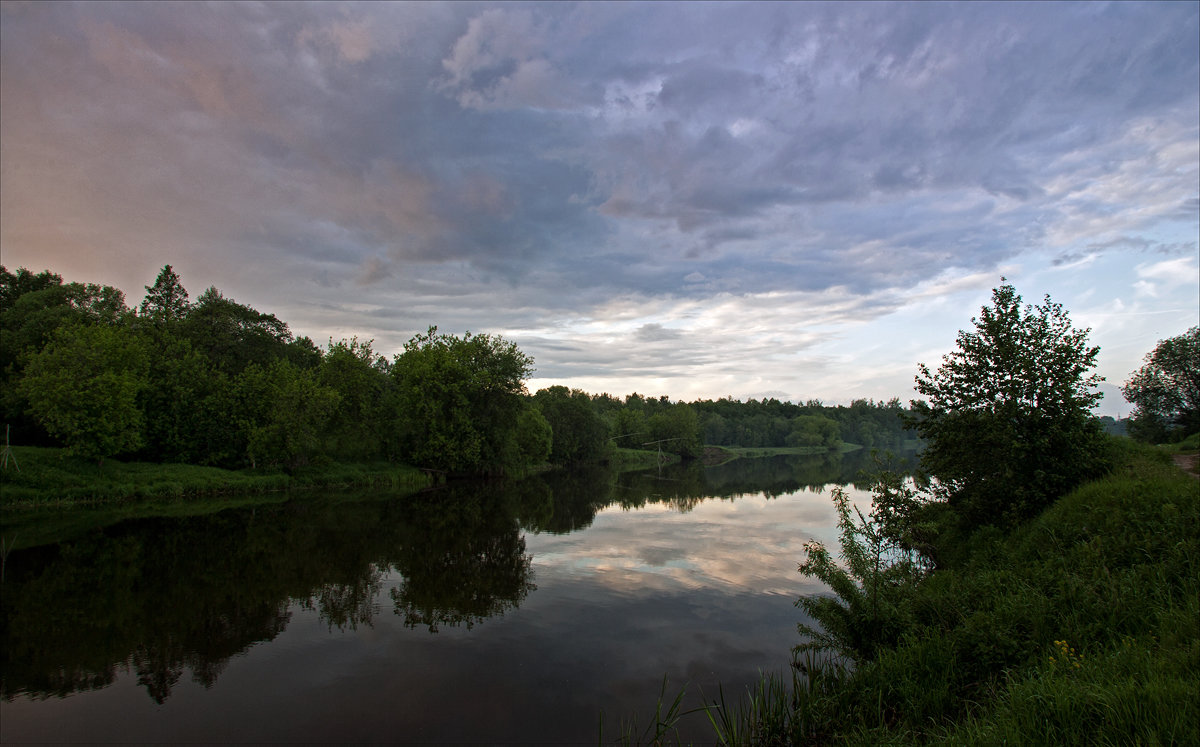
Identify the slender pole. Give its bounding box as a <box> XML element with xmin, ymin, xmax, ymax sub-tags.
<box><xmin>1</xmin><ymin>424</ymin><xmax>18</xmax><ymax>472</ymax></box>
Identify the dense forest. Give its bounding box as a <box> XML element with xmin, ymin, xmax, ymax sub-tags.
<box><xmin>1</xmin><ymin>266</ymin><xmax>914</xmax><ymax>477</ymax></box>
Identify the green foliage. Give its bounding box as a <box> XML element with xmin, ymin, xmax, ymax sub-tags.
<box><xmin>391</xmin><ymin>327</ymin><xmax>535</xmax><ymax>475</ymax></box>
<box><xmin>647</xmin><ymin>402</ymin><xmax>702</xmax><ymax>458</ymax></box>
<box><xmin>19</xmin><ymin>324</ymin><xmax>149</xmax><ymax>462</ymax></box>
<box><xmin>138</xmin><ymin>264</ymin><xmax>190</xmax><ymax>323</ymax></box>
<box><xmin>940</xmin><ymin>634</ymin><xmax>1199</xmax><ymax>746</ymax></box>
<box><xmin>785</xmin><ymin>414</ymin><xmax>840</xmax><ymax>450</ymax></box>
<box><xmin>513</xmin><ymin>406</ymin><xmax>553</xmax><ymax>467</ymax></box>
<box><xmin>138</xmin><ymin>334</ymin><xmax>240</xmax><ymax>465</ymax></box>
<box><xmin>692</xmin><ymin>396</ymin><xmax>910</xmax><ymax>451</ymax></box>
<box><xmin>910</xmin><ymin>282</ymin><xmax>1108</xmax><ymax>526</ymax></box>
<box><xmin>0</xmin><ymin>266</ymin><xmax>64</xmax><ymax>314</ymax></box>
<box><xmin>795</xmin><ymin>478</ymin><xmax>929</xmax><ymax>663</ymax></box>
<box><xmin>778</xmin><ymin>441</ymin><xmax>1199</xmax><ymax>744</ymax></box>
<box><xmin>601</xmin><ymin>676</ymin><xmax>694</xmax><ymax>747</ymax></box>
<box><xmin>235</xmin><ymin>360</ymin><xmax>340</xmax><ymax>470</ymax></box>
<box><xmin>610</xmin><ymin>407</ymin><xmax>649</xmax><ymax>449</ymax></box>
<box><xmin>0</xmin><ymin>445</ymin><xmax>427</xmax><ymax>507</ymax></box>
<box><xmin>703</xmin><ymin>668</ymin><xmax>800</xmax><ymax>746</ymax></box>
<box><xmin>319</xmin><ymin>337</ymin><xmax>390</xmax><ymax>460</ymax></box>
<box><xmin>533</xmin><ymin>386</ymin><xmax>609</xmax><ymax>464</ymax></box>
<box><xmin>5</xmin><ymin>265</ymin><xmax>562</xmax><ymax>476</ymax></box>
<box><xmin>179</xmin><ymin>286</ymin><xmax>295</xmax><ymax>374</ymax></box>
<box><xmin>1123</xmin><ymin>326</ymin><xmax>1200</xmax><ymax>442</ymax></box>
<box><xmin>1</xmin><ymin>276</ymin><xmax>130</xmax><ymax>440</ymax></box>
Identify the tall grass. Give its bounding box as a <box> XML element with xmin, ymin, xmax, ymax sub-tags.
<box><xmin>599</xmin><ymin>676</ymin><xmax>697</xmax><ymax>746</ymax></box>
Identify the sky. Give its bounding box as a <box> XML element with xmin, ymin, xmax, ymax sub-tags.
<box><xmin>2</xmin><ymin>1</ymin><xmax>1197</xmax><ymax>416</ymax></box>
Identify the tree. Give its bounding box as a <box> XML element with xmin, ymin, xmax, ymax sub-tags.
<box><xmin>1</xmin><ymin>278</ymin><xmax>128</xmax><ymax>441</ymax></box>
<box><xmin>533</xmin><ymin>386</ymin><xmax>609</xmax><ymax>465</ymax></box>
<box><xmin>0</xmin><ymin>266</ymin><xmax>63</xmax><ymax>314</ymax></box>
<box><xmin>513</xmin><ymin>407</ymin><xmax>553</xmax><ymax>467</ymax></box>
<box><xmin>180</xmin><ymin>286</ymin><xmax>294</xmax><ymax>374</ymax></box>
<box><xmin>391</xmin><ymin>327</ymin><xmax>535</xmax><ymax>475</ymax></box>
<box><xmin>786</xmin><ymin>415</ymin><xmax>841</xmax><ymax>450</ymax></box>
<box><xmin>139</xmin><ymin>265</ymin><xmax>190</xmax><ymax>322</ymax></box>
<box><xmin>235</xmin><ymin>360</ymin><xmax>340</xmax><ymax>469</ymax></box>
<box><xmin>135</xmin><ymin>330</ymin><xmax>244</xmax><ymax>466</ymax></box>
<box><xmin>1122</xmin><ymin>326</ymin><xmax>1200</xmax><ymax>442</ymax></box>
<box><xmin>796</xmin><ymin>477</ymin><xmax>927</xmax><ymax>663</ymax></box>
<box><xmin>19</xmin><ymin>324</ymin><xmax>149</xmax><ymax>462</ymax></box>
<box><xmin>610</xmin><ymin>407</ymin><xmax>649</xmax><ymax>449</ymax></box>
<box><xmin>646</xmin><ymin>402</ymin><xmax>702</xmax><ymax>458</ymax></box>
<box><xmin>319</xmin><ymin>337</ymin><xmax>390</xmax><ymax>460</ymax></box>
<box><xmin>909</xmin><ymin>282</ymin><xmax>1107</xmax><ymax>525</ymax></box>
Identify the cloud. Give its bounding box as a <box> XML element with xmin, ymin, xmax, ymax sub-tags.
<box><xmin>1133</xmin><ymin>257</ymin><xmax>1200</xmax><ymax>298</ymax></box>
<box><xmin>634</xmin><ymin>323</ymin><xmax>683</xmax><ymax>343</ymax></box>
<box><xmin>439</xmin><ymin>7</ymin><xmax>587</xmax><ymax>111</ymax></box>
<box><xmin>357</xmin><ymin>257</ymin><xmax>393</xmax><ymax>286</ymax></box>
<box><xmin>1</xmin><ymin>1</ymin><xmax>1195</xmax><ymax>408</ymax></box>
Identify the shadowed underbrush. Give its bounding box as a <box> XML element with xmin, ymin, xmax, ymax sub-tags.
<box><xmin>0</xmin><ymin>445</ymin><xmax>428</xmax><ymax>508</ymax></box>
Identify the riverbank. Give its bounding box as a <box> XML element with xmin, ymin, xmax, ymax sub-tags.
<box><xmin>677</xmin><ymin>439</ymin><xmax>1200</xmax><ymax>744</ymax></box>
<box><xmin>0</xmin><ymin>446</ymin><xmax>431</xmax><ymax>509</ymax></box>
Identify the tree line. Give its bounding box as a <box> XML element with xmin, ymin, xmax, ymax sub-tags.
<box><xmin>2</xmin><ymin>265</ymin><xmax>921</xmax><ymax>475</ymax></box>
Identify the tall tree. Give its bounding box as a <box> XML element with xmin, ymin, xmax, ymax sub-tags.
<box><xmin>180</xmin><ymin>287</ymin><xmax>294</xmax><ymax>373</ymax></box>
<box><xmin>139</xmin><ymin>265</ymin><xmax>190</xmax><ymax>322</ymax></box>
<box><xmin>909</xmin><ymin>282</ymin><xmax>1107</xmax><ymax>525</ymax></box>
<box><xmin>138</xmin><ymin>333</ymin><xmax>240</xmax><ymax>466</ymax></box>
<box><xmin>1122</xmin><ymin>326</ymin><xmax>1200</xmax><ymax>442</ymax></box>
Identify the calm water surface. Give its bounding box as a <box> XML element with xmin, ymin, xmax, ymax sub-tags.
<box><xmin>1</xmin><ymin>451</ymin><xmax>902</xmax><ymax>743</ymax></box>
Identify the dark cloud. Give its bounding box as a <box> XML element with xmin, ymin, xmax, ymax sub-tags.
<box><xmin>634</xmin><ymin>323</ymin><xmax>683</xmax><ymax>343</ymax></box>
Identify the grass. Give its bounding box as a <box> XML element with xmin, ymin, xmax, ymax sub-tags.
<box><xmin>608</xmin><ymin>447</ymin><xmax>681</xmax><ymax>470</ymax></box>
<box><xmin>622</xmin><ymin>438</ymin><xmax>1199</xmax><ymax>745</ymax></box>
<box><xmin>718</xmin><ymin>443</ymin><xmax>863</xmax><ymax>458</ymax></box>
<box><xmin>0</xmin><ymin>445</ymin><xmax>429</xmax><ymax>509</ymax></box>
<box><xmin>1163</xmin><ymin>431</ymin><xmax>1200</xmax><ymax>452</ymax></box>
<box><xmin>599</xmin><ymin>676</ymin><xmax>698</xmax><ymax>746</ymax></box>
<box><xmin>0</xmin><ymin>446</ymin><xmax>433</xmax><ymax>551</ymax></box>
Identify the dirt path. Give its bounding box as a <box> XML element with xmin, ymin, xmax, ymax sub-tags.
<box><xmin>1172</xmin><ymin>452</ymin><xmax>1199</xmax><ymax>479</ymax></box>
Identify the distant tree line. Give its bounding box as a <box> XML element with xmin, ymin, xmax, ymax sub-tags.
<box><xmin>1</xmin><ymin>265</ymin><xmax>916</xmax><ymax>475</ymax></box>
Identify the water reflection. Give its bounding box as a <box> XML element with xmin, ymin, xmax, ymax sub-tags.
<box><xmin>388</xmin><ymin>484</ymin><xmax>537</xmax><ymax>632</ymax></box>
<box><xmin>1</xmin><ymin>449</ymin><xmax>912</xmax><ymax>712</ymax></box>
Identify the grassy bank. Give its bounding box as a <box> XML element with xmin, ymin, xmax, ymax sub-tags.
<box><xmin>718</xmin><ymin>443</ymin><xmax>862</xmax><ymax>459</ymax></box>
<box><xmin>654</xmin><ymin>439</ymin><xmax>1199</xmax><ymax>745</ymax></box>
<box><xmin>0</xmin><ymin>446</ymin><xmax>430</xmax><ymax>509</ymax></box>
<box><xmin>608</xmin><ymin>447</ymin><xmax>681</xmax><ymax>470</ymax></box>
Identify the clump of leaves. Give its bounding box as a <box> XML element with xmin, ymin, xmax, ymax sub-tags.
<box><xmin>796</xmin><ymin>473</ymin><xmax>931</xmax><ymax>663</ymax></box>
<box><xmin>909</xmin><ymin>282</ymin><xmax>1109</xmax><ymax>526</ymax></box>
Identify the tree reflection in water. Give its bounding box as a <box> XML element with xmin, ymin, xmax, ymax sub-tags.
<box><xmin>1</xmin><ymin>448</ymin><xmax>914</xmax><ymax>704</ymax></box>
<box><xmin>388</xmin><ymin>482</ymin><xmax>537</xmax><ymax>632</ymax></box>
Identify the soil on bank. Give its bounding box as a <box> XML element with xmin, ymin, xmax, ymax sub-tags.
<box><xmin>1172</xmin><ymin>452</ymin><xmax>1199</xmax><ymax>479</ymax></box>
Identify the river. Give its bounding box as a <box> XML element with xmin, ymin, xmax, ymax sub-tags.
<box><xmin>1</xmin><ymin>449</ymin><xmax>907</xmax><ymax>743</ymax></box>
